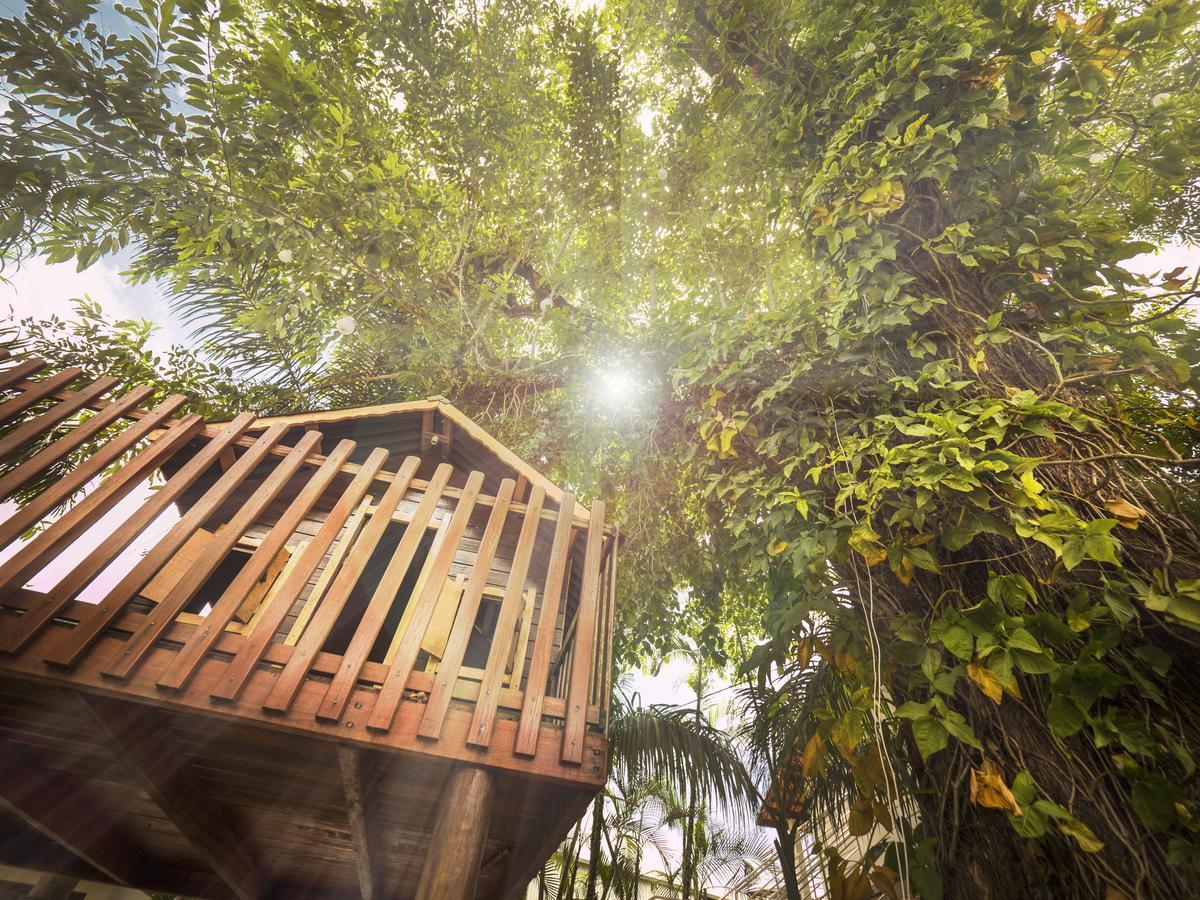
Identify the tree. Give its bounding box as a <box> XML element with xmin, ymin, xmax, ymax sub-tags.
<box><xmin>6</xmin><ymin>0</ymin><xmax>1200</xmax><ymax>895</ymax></box>
<box><xmin>657</xmin><ymin>0</ymin><xmax>1200</xmax><ymax>896</ymax></box>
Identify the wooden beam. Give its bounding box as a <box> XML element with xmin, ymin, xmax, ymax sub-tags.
<box><xmin>81</xmin><ymin>697</ymin><xmax>263</xmax><ymax>900</ymax></box>
<box><xmin>0</xmin><ymin>368</ymin><xmax>82</xmax><ymax>427</ymax></box>
<box><xmin>0</xmin><ymin>384</ymin><xmax>154</xmax><ymax>504</ymax></box>
<box><xmin>415</xmin><ymin>766</ymin><xmax>494</xmax><ymax>900</ymax></box>
<box><xmin>0</xmin><ymin>743</ymin><xmax>141</xmax><ymax>886</ymax></box>
<box><xmin>0</xmin><ymin>375</ymin><xmax>117</xmax><ymax>463</ymax></box>
<box><xmin>338</xmin><ymin>746</ymin><xmax>380</xmax><ymax>900</ymax></box>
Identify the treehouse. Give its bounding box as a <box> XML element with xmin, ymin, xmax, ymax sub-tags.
<box><xmin>0</xmin><ymin>355</ymin><xmax>618</xmax><ymax>900</ymax></box>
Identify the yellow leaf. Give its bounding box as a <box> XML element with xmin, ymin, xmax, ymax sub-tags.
<box><xmin>967</xmin><ymin>661</ymin><xmax>1004</xmax><ymax>704</ymax></box>
<box><xmin>1058</xmin><ymin>818</ymin><xmax>1104</xmax><ymax>853</ymax></box>
<box><xmin>895</xmin><ymin>554</ymin><xmax>915</xmax><ymax>586</ymax></box>
<box><xmin>970</xmin><ymin>759</ymin><xmax>1021</xmax><ymax>815</ymax></box>
<box><xmin>1055</xmin><ymin>10</ymin><xmax>1075</xmax><ymax>32</ymax></box>
<box><xmin>802</xmin><ymin>733</ymin><xmax>827</xmax><ymax>778</ymax></box>
<box><xmin>862</xmin><ymin>544</ymin><xmax>888</xmax><ymax>568</ymax></box>
<box><xmin>771</xmin><ymin>539</ymin><xmax>790</xmax><ymax>556</ymax></box>
<box><xmin>1103</xmin><ymin>497</ymin><xmax>1147</xmax><ymax>530</ymax></box>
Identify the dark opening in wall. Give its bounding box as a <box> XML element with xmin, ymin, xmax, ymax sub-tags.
<box><xmin>321</xmin><ymin>521</ymin><xmax>436</xmax><ymax>661</ymax></box>
<box><xmin>183</xmin><ymin>545</ymin><xmax>254</xmax><ymax>617</ymax></box>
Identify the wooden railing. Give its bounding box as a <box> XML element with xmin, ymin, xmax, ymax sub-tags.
<box><xmin>0</xmin><ymin>357</ymin><xmax>616</xmax><ymax>784</ymax></box>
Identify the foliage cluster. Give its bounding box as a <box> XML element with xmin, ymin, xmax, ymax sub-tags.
<box><xmin>4</xmin><ymin>0</ymin><xmax>1200</xmax><ymax>896</ymax></box>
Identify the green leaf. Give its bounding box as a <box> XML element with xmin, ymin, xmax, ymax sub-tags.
<box><xmin>1046</xmin><ymin>694</ymin><xmax>1085</xmax><ymax>737</ymax></box>
<box><xmin>911</xmin><ymin>716</ymin><xmax>949</xmax><ymax>759</ymax></box>
<box><xmin>940</xmin><ymin>624</ymin><xmax>973</xmax><ymax>660</ymax></box>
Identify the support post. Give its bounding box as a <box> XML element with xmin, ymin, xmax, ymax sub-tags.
<box><xmin>415</xmin><ymin>766</ymin><xmax>495</xmax><ymax>900</ymax></box>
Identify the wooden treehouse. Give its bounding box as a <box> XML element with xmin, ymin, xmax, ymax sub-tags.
<box><xmin>0</xmin><ymin>356</ymin><xmax>618</xmax><ymax>900</ymax></box>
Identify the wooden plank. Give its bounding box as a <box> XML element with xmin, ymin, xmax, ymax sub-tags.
<box><xmin>232</xmin><ymin>544</ymin><xmax>289</xmax><ymax>624</ymax></box>
<box><xmin>0</xmin><ymin>396</ymin><xmax>192</xmax><ymax>557</ymax></box>
<box><xmin>284</xmin><ymin>496</ymin><xmax>371</xmax><ymax>646</ymax></box>
<box><xmin>0</xmin><ymin>376</ymin><xmax>118</xmax><ymax>462</ymax></box>
<box><xmin>103</xmin><ymin>428</ymin><xmax>319</xmax><ymax>681</ymax></box>
<box><xmin>260</xmin><ymin>455</ymin><xmax>421</xmax><ymax>714</ymax></box>
<box><xmin>158</xmin><ymin>439</ymin><xmax>357</xmax><ymax>692</ymax></box>
<box><xmin>418</xmin><ymin>479</ymin><xmax>516</xmax><ymax>740</ymax></box>
<box><xmin>0</xmin><ymin>358</ymin><xmax>47</xmax><ymax>390</ymax></box>
<box><xmin>337</xmin><ymin>746</ymin><xmax>379</xmax><ymax>900</ymax></box>
<box><xmin>364</xmin><ymin>470</ymin><xmax>484</xmax><ymax>732</ymax></box>
<box><xmin>420</xmin><ymin>575</ymin><xmax>467</xmax><ymax>660</ymax></box>
<box><xmin>0</xmin><ymin>368</ymin><xmax>83</xmax><ymax>427</ymax></box>
<box><xmin>82</xmin><ymin>696</ymin><xmax>262</xmax><ymax>900</ymax></box>
<box><xmin>601</xmin><ymin>529</ymin><xmax>619</xmax><ymax>724</ymax></box>
<box><xmin>513</xmin><ymin>495</ymin><xmax>578</xmax><ymax>757</ymax></box>
<box><xmin>508</xmin><ymin>588</ymin><xmax>536</xmax><ymax>690</ymax></box>
<box><xmin>317</xmin><ymin>463</ymin><xmax>455</xmax><ymax>724</ymax></box>
<box><xmin>240</xmin><ymin>543</ymin><xmax>300</xmax><ymax>634</ymax></box>
<box><xmin>42</xmin><ymin>424</ymin><xmax>286</xmax><ymax>672</ymax></box>
<box><xmin>140</xmin><ymin>529</ymin><xmax>216</xmax><ymax>604</ymax></box>
<box><xmin>0</xmin><ymin>414</ymin><xmax>255</xmax><ymax>654</ymax></box>
<box><xmin>467</xmin><ymin>486</ymin><xmax>548</xmax><ymax>749</ymax></box>
<box><xmin>0</xmin><ymin>385</ymin><xmax>155</xmax><ymax>503</ymax></box>
<box><xmin>561</xmin><ymin>501</ymin><xmax>606</xmax><ymax>764</ymax></box>
<box><xmin>0</xmin><ymin>741</ymin><xmax>142</xmax><ymax>886</ymax></box>
<box><xmin>212</xmin><ymin>449</ymin><xmax>390</xmax><ymax>704</ymax></box>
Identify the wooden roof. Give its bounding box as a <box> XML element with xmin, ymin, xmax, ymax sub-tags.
<box><xmin>231</xmin><ymin>399</ymin><xmax>590</xmax><ymax>518</ymax></box>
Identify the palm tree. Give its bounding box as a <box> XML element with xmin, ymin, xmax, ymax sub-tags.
<box><xmin>568</xmin><ymin>674</ymin><xmax>759</xmax><ymax>900</ymax></box>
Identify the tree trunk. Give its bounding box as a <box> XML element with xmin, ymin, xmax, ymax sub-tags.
<box><xmin>680</xmin><ymin>790</ymin><xmax>695</xmax><ymax>900</ymax></box>
<box><xmin>774</xmin><ymin>826</ymin><xmax>803</xmax><ymax>900</ymax></box>
<box><xmin>585</xmin><ymin>792</ymin><xmax>604</xmax><ymax>900</ymax></box>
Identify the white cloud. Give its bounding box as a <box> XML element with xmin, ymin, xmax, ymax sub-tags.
<box><xmin>1</xmin><ymin>253</ymin><xmax>185</xmax><ymax>351</ymax></box>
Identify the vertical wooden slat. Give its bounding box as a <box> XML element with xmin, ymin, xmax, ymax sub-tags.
<box><xmin>0</xmin><ymin>376</ymin><xmax>118</xmax><ymax>462</ymax></box>
<box><xmin>104</xmin><ymin>429</ymin><xmax>322</xmax><ymax>681</ymax></box>
<box><xmin>259</xmin><ymin>456</ymin><xmax>421</xmax><ymax>714</ymax></box>
<box><xmin>601</xmin><ymin>528</ymin><xmax>619</xmax><ymax>726</ymax></box>
<box><xmin>158</xmin><ymin>439</ymin><xmax>357</xmax><ymax>692</ymax></box>
<box><xmin>0</xmin><ymin>358</ymin><xmax>47</xmax><ymax>390</ymax></box>
<box><xmin>211</xmin><ymin>448</ymin><xmax>391</xmax><ymax>704</ymax></box>
<box><xmin>0</xmin><ymin>413</ymin><xmax>255</xmax><ymax>655</ymax></box>
<box><xmin>0</xmin><ymin>384</ymin><xmax>154</xmax><ymax>503</ymax></box>
<box><xmin>0</xmin><ymin>368</ymin><xmax>83</xmax><ymax>426</ymax></box>
<box><xmin>561</xmin><ymin>501</ymin><xmax>606</xmax><ymax>764</ymax></box>
<box><xmin>42</xmin><ymin>424</ymin><xmax>288</xmax><ymax>671</ymax></box>
<box><xmin>417</xmin><ymin>478</ymin><xmax>516</xmax><ymax>740</ymax></box>
<box><xmin>512</xmin><ymin>494</ymin><xmax>579</xmax><ymax>757</ymax></box>
<box><xmin>466</xmin><ymin>486</ymin><xmax>550</xmax><ymax>749</ymax></box>
<box><xmin>284</xmin><ymin>495</ymin><xmax>371</xmax><ymax>646</ymax></box>
<box><xmin>314</xmin><ymin>463</ymin><xmax>454</xmax><ymax>724</ymax></box>
<box><xmin>365</xmin><ymin>470</ymin><xmax>485</xmax><ymax>732</ymax></box>
<box><xmin>0</xmin><ymin>394</ymin><xmax>190</xmax><ymax>552</ymax></box>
